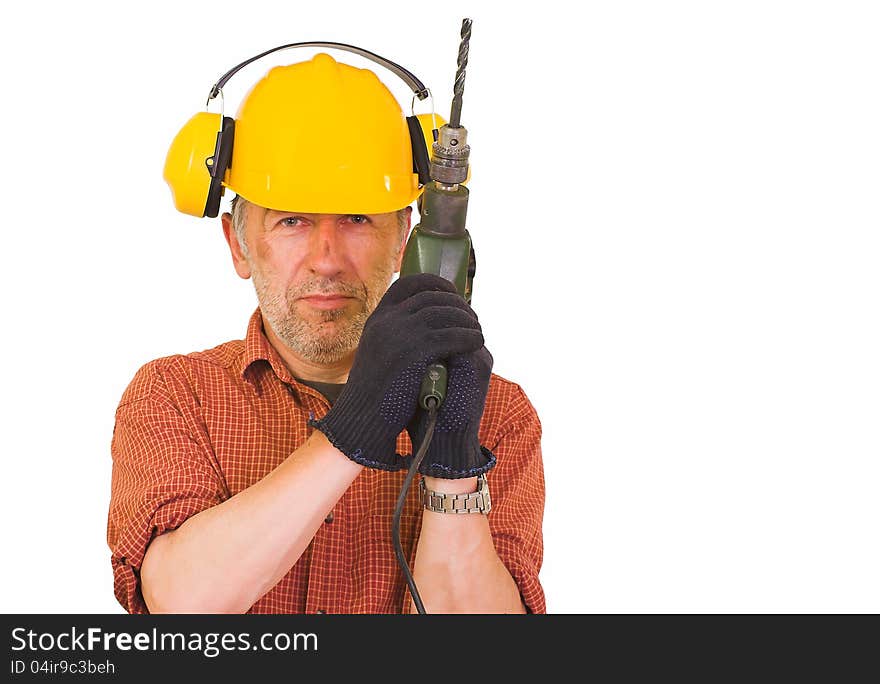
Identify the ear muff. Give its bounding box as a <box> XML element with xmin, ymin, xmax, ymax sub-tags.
<box><xmin>204</xmin><ymin>116</ymin><xmax>235</xmax><ymax>218</ymax></box>
<box><xmin>407</xmin><ymin>115</ymin><xmax>432</xmax><ymax>185</ymax></box>
<box><xmin>164</xmin><ymin>112</ymin><xmax>235</xmax><ymax>218</ymax></box>
<box><xmin>166</xmin><ymin>42</ymin><xmax>437</xmax><ymax>218</ymax></box>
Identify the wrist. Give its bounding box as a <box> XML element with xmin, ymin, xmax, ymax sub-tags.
<box><xmin>308</xmin><ymin>413</ymin><xmax>405</xmax><ymax>472</ymax></box>
<box><xmin>422</xmin><ymin>475</ymin><xmax>478</xmax><ymax>495</ymax></box>
<box><xmin>417</xmin><ymin>441</ymin><xmax>497</xmax><ymax>479</ymax></box>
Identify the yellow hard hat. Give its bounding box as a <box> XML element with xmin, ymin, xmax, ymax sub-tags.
<box><xmin>164</xmin><ymin>52</ymin><xmax>441</xmax><ymax>217</ymax></box>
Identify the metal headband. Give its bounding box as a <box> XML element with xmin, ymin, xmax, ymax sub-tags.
<box><xmin>206</xmin><ymin>41</ymin><xmax>431</xmax><ymax>107</ymax></box>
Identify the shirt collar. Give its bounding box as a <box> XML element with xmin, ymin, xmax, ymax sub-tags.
<box><xmin>240</xmin><ymin>308</ymin><xmax>298</xmax><ymax>387</ymax></box>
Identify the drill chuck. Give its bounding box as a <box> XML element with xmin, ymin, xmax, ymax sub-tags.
<box><xmin>430</xmin><ymin>124</ymin><xmax>470</xmax><ymax>186</ymax></box>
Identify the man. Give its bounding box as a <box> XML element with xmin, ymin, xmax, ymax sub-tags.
<box><xmin>107</xmin><ymin>52</ymin><xmax>545</xmax><ymax>614</ymax></box>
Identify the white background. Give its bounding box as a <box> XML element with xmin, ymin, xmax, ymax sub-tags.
<box><xmin>1</xmin><ymin>0</ymin><xmax>878</xmax><ymax>614</ymax></box>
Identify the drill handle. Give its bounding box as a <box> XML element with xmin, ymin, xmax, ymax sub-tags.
<box><xmin>400</xmin><ymin>219</ymin><xmax>477</xmax><ymax>410</ymax></box>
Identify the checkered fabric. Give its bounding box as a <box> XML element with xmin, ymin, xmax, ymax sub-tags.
<box><xmin>107</xmin><ymin>309</ymin><xmax>545</xmax><ymax>614</ymax></box>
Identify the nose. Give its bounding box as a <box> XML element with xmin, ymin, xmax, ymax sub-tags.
<box><xmin>305</xmin><ymin>216</ymin><xmax>347</xmax><ymax>277</ymax></box>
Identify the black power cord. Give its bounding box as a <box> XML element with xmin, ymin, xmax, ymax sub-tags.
<box><xmin>391</xmin><ymin>397</ymin><xmax>439</xmax><ymax>614</ymax></box>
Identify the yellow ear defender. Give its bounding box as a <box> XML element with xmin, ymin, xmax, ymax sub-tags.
<box><xmin>163</xmin><ymin>42</ymin><xmax>444</xmax><ymax>218</ymax></box>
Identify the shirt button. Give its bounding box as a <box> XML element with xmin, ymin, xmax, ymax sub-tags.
<box><xmin>316</xmin><ymin>609</ymin><xmax>326</xmax><ymax>614</ymax></box>
<box><xmin>324</xmin><ymin>511</ymin><xmax>334</xmax><ymax>524</ymax></box>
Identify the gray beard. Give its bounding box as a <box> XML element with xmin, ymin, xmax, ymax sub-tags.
<box><xmin>250</xmin><ymin>266</ymin><xmax>390</xmax><ymax>365</ymax></box>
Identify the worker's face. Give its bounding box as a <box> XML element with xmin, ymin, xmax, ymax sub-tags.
<box><xmin>223</xmin><ymin>203</ymin><xmax>410</xmax><ymax>364</ymax></box>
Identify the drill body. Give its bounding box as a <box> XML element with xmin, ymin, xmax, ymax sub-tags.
<box><xmin>400</xmin><ymin>182</ymin><xmax>473</xmax><ymax>303</ymax></box>
<box><xmin>400</xmin><ymin>120</ymin><xmax>474</xmax><ymax>409</ymax></box>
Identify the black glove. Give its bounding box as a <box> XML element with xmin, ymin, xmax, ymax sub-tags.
<box><xmin>406</xmin><ymin>344</ymin><xmax>496</xmax><ymax>479</ymax></box>
<box><xmin>309</xmin><ymin>273</ymin><xmax>484</xmax><ymax>471</ymax></box>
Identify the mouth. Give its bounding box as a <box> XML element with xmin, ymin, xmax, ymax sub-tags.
<box><xmin>299</xmin><ymin>294</ymin><xmax>355</xmax><ymax>310</ymax></box>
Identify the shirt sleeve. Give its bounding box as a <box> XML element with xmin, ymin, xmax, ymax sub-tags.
<box><xmin>486</xmin><ymin>382</ymin><xmax>546</xmax><ymax>614</ymax></box>
<box><xmin>107</xmin><ymin>360</ymin><xmax>228</xmax><ymax>614</ymax></box>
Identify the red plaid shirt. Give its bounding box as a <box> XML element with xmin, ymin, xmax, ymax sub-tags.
<box><xmin>108</xmin><ymin>309</ymin><xmax>545</xmax><ymax>614</ymax></box>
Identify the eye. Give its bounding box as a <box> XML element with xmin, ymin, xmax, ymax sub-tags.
<box><xmin>279</xmin><ymin>216</ymin><xmax>306</xmax><ymax>228</ymax></box>
<box><xmin>347</xmin><ymin>214</ymin><xmax>370</xmax><ymax>225</ymax></box>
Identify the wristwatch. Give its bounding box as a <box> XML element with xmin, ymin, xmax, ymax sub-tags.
<box><xmin>419</xmin><ymin>474</ymin><xmax>491</xmax><ymax>514</ymax></box>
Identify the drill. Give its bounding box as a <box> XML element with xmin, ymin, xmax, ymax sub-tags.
<box><xmin>392</xmin><ymin>18</ymin><xmax>476</xmax><ymax>614</ymax></box>
<box><xmin>399</xmin><ymin>18</ymin><xmax>475</xmax><ymax>411</ymax></box>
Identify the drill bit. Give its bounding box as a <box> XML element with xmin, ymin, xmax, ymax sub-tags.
<box><xmin>449</xmin><ymin>18</ymin><xmax>471</xmax><ymax>128</ymax></box>
<box><xmin>430</xmin><ymin>18</ymin><xmax>472</xmax><ymax>187</ymax></box>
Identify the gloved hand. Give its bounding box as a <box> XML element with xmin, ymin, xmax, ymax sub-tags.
<box><xmin>406</xmin><ymin>344</ymin><xmax>496</xmax><ymax>479</ymax></box>
<box><xmin>308</xmin><ymin>273</ymin><xmax>484</xmax><ymax>471</ymax></box>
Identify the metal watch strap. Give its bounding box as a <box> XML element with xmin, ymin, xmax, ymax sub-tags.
<box><xmin>419</xmin><ymin>474</ymin><xmax>491</xmax><ymax>514</ymax></box>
